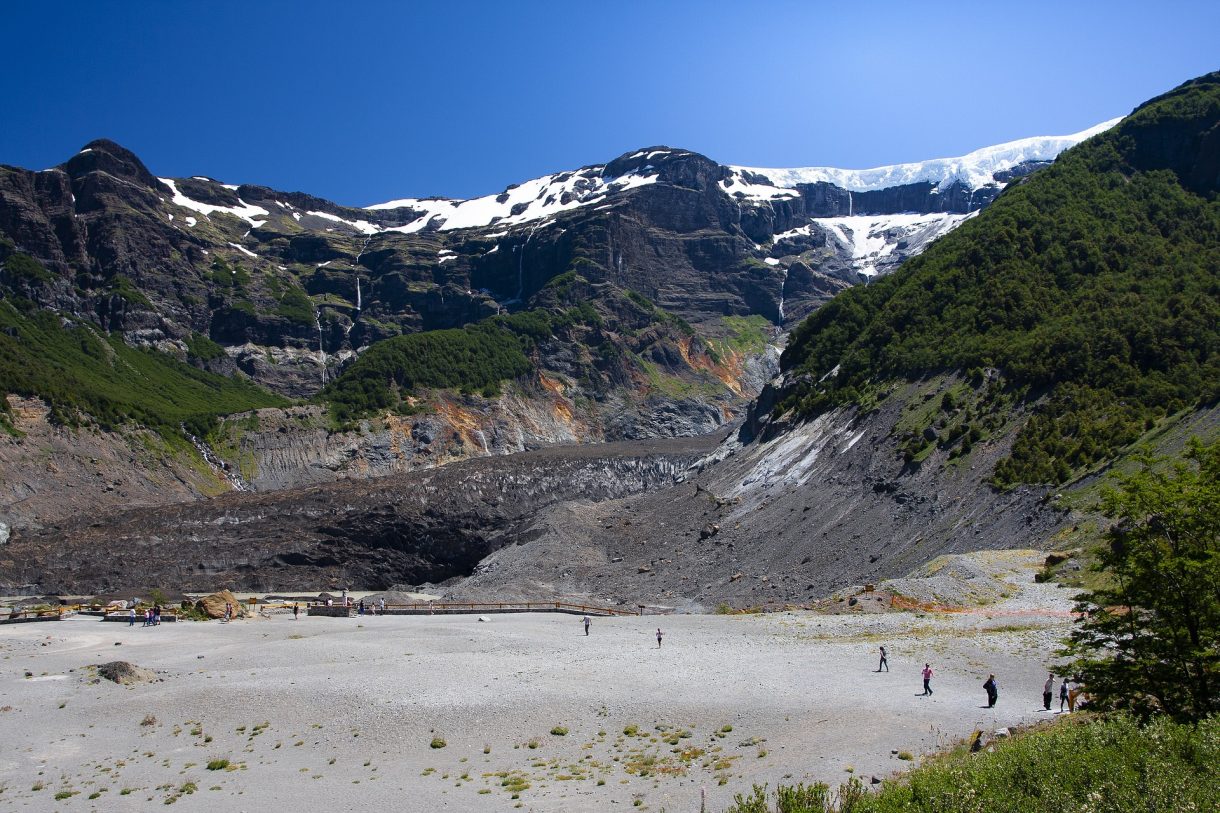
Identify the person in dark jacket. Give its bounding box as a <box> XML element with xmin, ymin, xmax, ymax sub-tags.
<box><xmin>983</xmin><ymin>674</ymin><xmax>998</xmax><ymax>707</ymax></box>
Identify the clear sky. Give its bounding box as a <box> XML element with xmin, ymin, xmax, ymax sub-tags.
<box><xmin>2</xmin><ymin>1</ymin><xmax>1216</xmax><ymax>206</ymax></box>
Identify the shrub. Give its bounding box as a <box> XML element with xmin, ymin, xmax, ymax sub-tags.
<box><xmin>205</xmin><ymin>759</ymin><xmax>229</xmax><ymax>771</ymax></box>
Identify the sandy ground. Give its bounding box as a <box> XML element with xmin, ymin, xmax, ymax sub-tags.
<box><xmin>0</xmin><ymin>558</ymin><xmax>1077</xmax><ymax>812</ymax></box>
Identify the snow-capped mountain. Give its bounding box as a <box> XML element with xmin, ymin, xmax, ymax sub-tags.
<box><xmin>730</xmin><ymin>119</ymin><xmax>1121</xmax><ymax>194</ymax></box>
<box><xmin>1</xmin><ymin>120</ymin><xmax>1119</xmax><ymax>403</ymax></box>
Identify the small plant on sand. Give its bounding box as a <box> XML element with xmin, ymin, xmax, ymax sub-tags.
<box><xmin>551</xmin><ymin>726</ymin><xmax>568</xmax><ymax>736</ymax></box>
<box><xmin>141</xmin><ymin>714</ymin><xmax>158</xmax><ymax>727</ymax></box>
<box><xmin>623</xmin><ymin>724</ymin><xmax>639</xmax><ymax>736</ymax></box>
<box><xmin>897</xmin><ymin>750</ymin><xmax>914</xmax><ymax>761</ymax></box>
<box><xmin>430</xmin><ymin>737</ymin><xmax>447</xmax><ymax>749</ymax></box>
<box><xmin>206</xmin><ymin>760</ymin><xmax>229</xmax><ymax>771</ymax></box>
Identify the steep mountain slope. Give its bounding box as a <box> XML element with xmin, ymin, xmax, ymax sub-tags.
<box><xmin>778</xmin><ymin>71</ymin><xmax>1220</xmax><ymax>486</ymax></box>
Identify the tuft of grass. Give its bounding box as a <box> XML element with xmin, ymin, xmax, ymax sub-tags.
<box><xmin>897</xmin><ymin>751</ymin><xmax>914</xmax><ymax>761</ymax></box>
<box><xmin>206</xmin><ymin>759</ymin><xmax>229</xmax><ymax>771</ymax></box>
<box><xmin>550</xmin><ymin>726</ymin><xmax>569</xmax><ymax>736</ymax></box>
<box><xmin>430</xmin><ymin>737</ymin><xmax>446</xmax><ymax>749</ymax></box>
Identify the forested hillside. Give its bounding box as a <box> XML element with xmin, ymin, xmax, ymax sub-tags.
<box><xmin>780</xmin><ymin>72</ymin><xmax>1220</xmax><ymax>485</ymax></box>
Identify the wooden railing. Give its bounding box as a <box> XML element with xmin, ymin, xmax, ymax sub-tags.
<box><xmin>304</xmin><ymin>599</ymin><xmax>644</xmax><ymax>617</ymax></box>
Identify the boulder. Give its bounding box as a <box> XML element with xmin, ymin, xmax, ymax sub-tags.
<box><xmin>195</xmin><ymin>590</ymin><xmax>246</xmax><ymax>619</ymax></box>
<box><xmin>97</xmin><ymin>661</ymin><xmax>158</xmax><ymax>685</ymax></box>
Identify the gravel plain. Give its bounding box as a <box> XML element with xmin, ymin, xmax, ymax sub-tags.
<box><xmin>0</xmin><ymin>554</ymin><xmax>1077</xmax><ymax>812</ymax></box>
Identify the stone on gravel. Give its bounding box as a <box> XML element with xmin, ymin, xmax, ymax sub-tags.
<box><xmin>196</xmin><ymin>589</ymin><xmax>245</xmax><ymax>619</ymax></box>
<box><xmin>97</xmin><ymin>661</ymin><xmax>158</xmax><ymax>685</ymax></box>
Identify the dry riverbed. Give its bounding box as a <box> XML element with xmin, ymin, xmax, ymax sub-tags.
<box><xmin>0</xmin><ymin>554</ymin><xmax>1077</xmax><ymax>812</ymax></box>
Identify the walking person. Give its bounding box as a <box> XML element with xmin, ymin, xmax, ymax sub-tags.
<box><xmin>1060</xmin><ymin>677</ymin><xmax>1071</xmax><ymax>712</ymax></box>
<box><xmin>983</xmin><ymin>674</ymin><xmax>998</xmax><ymax>708</ymax></box>
<box><xmin>877</xmin><ymin>646</ymin><xmax>889</xmax><ymax>672</ymax></box>
<box><xmin>921</xmin><ymin>663</ymin><xmax>934</xmax><ymax>696</ymax></box>
<box><xmin>293</xmin><ymin>603</ymin><xmax>299</xmax><ymax>620</ymax></box>
<box><xmin>144</xmin><ymin>607</ymin><xmax>153</xmax><ymax>627</ymax></box>
<box><xmin>128</xmin><ymin>606</ymin><xmax>136</xmax><ymax>627</ymax></box>
<box><xmin>224</xmin><ymin>602</ymin><xmax>232</xmax><ymax>623</ymax></box>
<box><xmin>358</xmin><ymin>599</ymin><xmax>365</xmax><ymax>616</ymax></box>
<box><xmin>582</xmin><ymin>616</ymin><xmax>591</xmax><ymax>636</ymax></box>
<box><xmin>153</xmin><ymin>604</ymin><xmax>161</xmax><ymax>626</ymax></box>
<box><xmin>1043</xmin><ymin>673</ymin><xmax>1055</xmax><ymax>711</ymax></box>
<box><xmin>656</xmin><ymin>627</ymin><xmax>663</xmax><ymax>648</ymax></box>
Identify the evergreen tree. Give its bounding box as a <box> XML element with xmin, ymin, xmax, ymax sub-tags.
<box><xmin>1067</xmin><ymin>438</ymin><xmax>1220</xmax><ymax>721</ymax></box>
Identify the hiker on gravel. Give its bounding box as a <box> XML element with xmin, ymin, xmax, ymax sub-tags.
<box><xmin>128</xmin><ymin>607</ymin><xmax>136</xmax><ymax>626</ymax></box>
<box><xmin>877</xmin><ymin>646</ymin><xmax>889</xmax><ymax>672</ymax></box>
<box><xmin>293</xmin><ymin>603</ymin><xmax>299</xmax><ymax>620</ymax></box>
<box><xmin>582</xmin><ymin>616</ymin><xmax>591</xmax><ymax>636</ymax></box>
<box><xmin>983</xmin><ymin>674</ymin><xmax>998</xmax><ymax>707</ymax></box>
<box><xmin>153</xmin><ymin>604</ymin><xmax>162</xmax><ymax>626</ymax></box>
<box><xmin>358</xmin><ymin>599</ymin><xmax>365</xmax><ymax>616</ymax></box>
<box><xmin>379</xmin><ymin>598</ymin><xmax>386</xmax><ymax>614</ymax></box>
<box><xmin>921</xmin><ymin>663</ymin><xmax>934</xmax><ymax>695</ymax></box>
<box><xmin>224</xmin><ymin>602</ymin><xmax>232</xmax><ymax>623</ymax></box>
<box><xmin>1043</xmin><ymin>673</ymin><xmax>1055</xmax><ymax>710</ymax></box>
<box><xmin>1060</xmin><ymin>677</ymin><xmax>1071</xmax><ymax>712</ymax></box>
<box><xmin>144</xmin><ymin>607</ymin><xmax>153</xmax><ymax>627</ymax></box>
<box><xmin>656</xmin><ymin>628</ymin><xmax>663</xmax><ymax>648</ymax></box>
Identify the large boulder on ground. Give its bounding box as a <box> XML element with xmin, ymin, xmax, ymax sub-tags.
<box><xmin>195</xmin><ymin>590</ymin><xmax>246</xmax><ymax>619</ymax></box>
<box><xmin>97</xmin><ymin>661</ymin><xmax>159</xmax><ymax>685</ymax></box>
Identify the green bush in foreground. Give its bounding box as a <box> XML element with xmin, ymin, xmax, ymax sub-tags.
<box><xmin>725</xmin><ymin>714</ymin><xmax>1219</xmax><ymax>813</ymax></box>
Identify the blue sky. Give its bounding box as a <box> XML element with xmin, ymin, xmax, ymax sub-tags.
<box><xmin>2</xmin><ymin>1</ymin><xmax>1216</xmax><ymax>206</ymax></box>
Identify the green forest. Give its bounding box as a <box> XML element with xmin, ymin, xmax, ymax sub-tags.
<box><xmin>780</xmin><ymin>73</ymin><xmax>1220</xmax><ymax>485</ymax></box>
<box><xmin>0</xmin><ymin>298</ymin><xmax>284</xmax><ymax>437</ymax></box>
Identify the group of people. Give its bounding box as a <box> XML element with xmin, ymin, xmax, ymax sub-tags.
<box><xmin>878</xmin><ymin>647</ymin><xmax>1082</xmax><ymax>710</ymax></box>
<box><xmin>356</xmin><ymin>598</ymin><xmax>387</xmax><ymax>616</ymax></box>
<box><xmin>577</xmin><ymin>616</ymin><xmax>664</xmax><ymax>648</ymax></box>
<box><xmin>127</xmin><ymin>602</ymin><xmax>163</xmax><ymax>626</ymax></box>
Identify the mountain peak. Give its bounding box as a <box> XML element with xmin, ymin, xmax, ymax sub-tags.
<box><xmin>63</xmin><ymin>138</ymin><xmax>164</xmax><ymax>191</ymax></box>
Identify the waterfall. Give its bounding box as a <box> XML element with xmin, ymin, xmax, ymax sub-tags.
<box><xmin>314</xmin><ymin>310</ymin><xmax>328</xmax><ymax>387</ymax></box>
<box><xmin>355</xmin><ymin>277</ymin><xmax>362</xmax><ymax>311</ymax></box>
<box><xmin>847</xmin><ymin>191</ymin><xmax>853</xmax><ymax>217</ymax></box>
<box><xmin>967</xmin><ymin>188</ymin><xmax>975</xmax><ymax>212</ymax></box>
<box><xmin>474</xmin><ymin>429</ymin><xmax>490</xmax><ymax>454</ymax></box>
<box><xmin>355</xmin><ymin>234</ymin><xmax>374</xmax><ymax>266</ymax></box>
<box><xmin>777</xmin><ymin>266</ymin><xmax>789</xmax><ymax>325</ymax></box>
<box><xmin>182</xmin><ymin>424</ymin><xmax>252</xmax><ymax>492</ymax></box>
<box><xmin>512</xmin><ymin>225</ymin><xmax>542</xmax><ymax>303</ymax></box>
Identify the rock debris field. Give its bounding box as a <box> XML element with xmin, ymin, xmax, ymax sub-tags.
<box><xmin>0</xmin><ymin>553</ymin><xmax>1077</xmax><ymax>812</ymax></box>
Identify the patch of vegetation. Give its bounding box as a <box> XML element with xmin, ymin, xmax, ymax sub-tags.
<box><xmin>183</xmin><ymin>331</ymin><xmax>227</xmax><ymax>362</ymax></box>
<box><xmin>721</xmin><ymin>314</ymin><xmax>772</xmax><ymax>355</ymax></box>
<box><xmin>430</xmin><ymin>737</ymin><xmax>446</xmax><ymax>749</ymax></box>
<box><xmin>780</xmin><ymin>73</ymin><xmax>1220</xmax><ymax>486</ymax></box>
<box><xmin>550</xmin><ymin>726</ymin><xmax>568</xmax><ymax>736</ymax></box>
<box><xmin>0</xmin><ymin>301</ymin><xmax>284</xmax><ymax>435</ymax></box>
<box><xmin>1</xmin><ymin>252</ymin><xmax>54</xmax><ymax>284</ymax></box>
<box><xmin>275</xmin><ymin>285</ymin><xmax>315</xmax><ymax>326</ymax></box>
<box><xmin>322</xmin><ymin>322</ymin><xmax>533</xmax><ymax>422</ymax></box>
<box><xmin>108</xmin><ymin>274</ymin><xmax>152</xmax><ymax>307</ymax></box>
<box><xmin>205</xmin><ymin>759</ymin><xmax>229</xmax><ymax>771</ymax></box>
